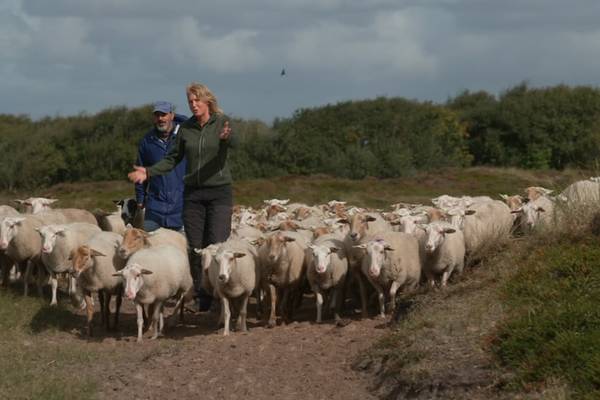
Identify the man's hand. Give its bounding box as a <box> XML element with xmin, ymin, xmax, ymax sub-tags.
<box><xmin>128</xmin><ymin>166</ymin><xmax>147</xmax><ymax>184</ymax></box>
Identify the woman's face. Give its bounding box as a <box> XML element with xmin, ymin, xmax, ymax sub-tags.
<box><xmin>187</xmin><ymin>92</ymin><xmax>210</xmax><ymax>121</ymax></box>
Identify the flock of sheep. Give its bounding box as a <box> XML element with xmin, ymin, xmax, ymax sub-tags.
<box><xmin>1</xmin><ymin>176</ymin><xmax>599</xmax><ymax>342</ymax></box>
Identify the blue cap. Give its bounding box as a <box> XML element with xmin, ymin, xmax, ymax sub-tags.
<box><xmin>153</xmin><ymin>101</ymin><xmax>174</xmax><ymax>114</ymax></box>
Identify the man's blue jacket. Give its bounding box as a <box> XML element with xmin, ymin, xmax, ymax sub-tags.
<box><xmin>135</xmin><ymin>114</ymin><xmax>188</xmax><ymax>229</ymax></box>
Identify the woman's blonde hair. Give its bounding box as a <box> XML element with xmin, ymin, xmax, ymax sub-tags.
<box><xmin>186</xmin><ymin>82</ymin><xmax>223</xmax><ymax>115</ymax></box>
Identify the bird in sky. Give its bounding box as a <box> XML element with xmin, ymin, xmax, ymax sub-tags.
<box><xmin>280</xmin><ymin>68</ymin><xmax>286</xmax><ymax>77</ymax></box>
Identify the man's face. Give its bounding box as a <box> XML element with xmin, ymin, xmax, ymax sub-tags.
<box><xmin>153</xmin><ymin>111</ymin><xmax>174</xmax><ymax>133</ymax></box>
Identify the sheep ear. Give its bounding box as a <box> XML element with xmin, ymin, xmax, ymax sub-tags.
<box><xmin>366</xmin><ymin>215</ymin><xmax>377</xmax><ymax>222</ymax></box>
<box><xmin>329</xmin><ymin>247</ymin><xmax>339</xmax><ymax>253</ymax></box>
<box><xmin>511</xmin><ymin>208</ymin><xmax>522</xmax><ymax>214</ymax></box>
<box><xmin>337</xmin><ymin>218</ymin><xmax>349</xmax><ymax>225</ymax></box>
<box><xmin>193</xmin><ymin>247</ymin><xmax>202</xmax><ymax>254</ymax></box>
<box><xmin>465</xmin><ymin>210</ymin><xmax>476</xmax><ymax>215</ymax></box>
<box><xmin>112</xmin><ymin>271</ymin><xmax>123</xmax><ymax>277</ymax></box>
<box><xmin>283</xmin><ymin>236</ymin><xmax>296</xmax><ymax>242</ymax></box>
<box><xmin>90</xmin><ymin>249</ymin><xmax>106</xmax><ymax>257</ymax></box>
<box><xmin>383</xmin><ymin>244</ymin><xmax>394</xmax><ymax>251</ymax></box>
<box><xmin>233</xmin><ymin>252</ymin><xmax>246</xmax><ymax>258</ymax></box>
<box><xmin>389</xmin><ymin>220</ymin><xmax>402</xmax><ymax>226</ymax></box>
<box><xmin>499</xmin><ymin>194</ymin><xmax>508</xmax><ymax>200</ymax></box>
<box><xmin>536</xmin><ymin>207</ymin><xmax>546</xmax><ymax>213</ymax></box>
<box><xmin>353</xmin><ymin>244</ymin><xmax>367</xmax><ymax>250</ymax></box>
<box><xmin>141</xmin><ymin>269</ymin><xmax>153</xmax><ymax>275</ymax></box>
<box><xmin>443</xmin><ymin>228</ymin><xmax>456</xmax><ymax>234</ymax></box>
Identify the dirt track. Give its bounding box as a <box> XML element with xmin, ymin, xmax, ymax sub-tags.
<box><xmin>65</xmin><ymin>298</ymin><xmax>386</xmax><ymax>400</ymax></box>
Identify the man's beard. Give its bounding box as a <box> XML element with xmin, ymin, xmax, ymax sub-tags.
<box><xmin>154</xmin><ymin>124</ymin><xmax>169</xmax><ymax>133</ymax></box>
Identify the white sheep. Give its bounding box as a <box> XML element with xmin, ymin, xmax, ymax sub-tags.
<box><xmin>0</xmin><ymin>205</ymin><xmax>20</xmax><ymax>286</ymax></box>
<box><xmin>462</xmin><ymin>200</ymin><xmax>513</xmax><ymax>258</ymax></box>
<box><xmin>113</xmin><ymin>245</ymin><xmax>193</xmax><ymax>342</ymax></box>
<box><xmin>422</xmin><ymin>221</ymin><xmax>465</xmax><ymax>288</ymax></box>
<box><xmin>208</xmin><ymin>239</ymin><xmax>261</xmax><ymax>335</ymax></box>
<box><xmin>512</xmin><ymin>195</ymin><xmax>556</xmax><ymax>232</ymax></box>
<box><xmin>117</xmin><ymin>225</ymin><xmax>187</xmax><ymax>259</ymax></box>
<box><xmin>305</xmin><ymin>234</ymin><xmax>348</xmax><ymax>323</ymax></box>
<box><xmin>0</xmin><ymin>212</ymin><xmax>67</xmax><ymax>296</ymax></box>
<box><xmin>70</xmin><ymin>231</ymin><xmax>125</xmax><ymax>336</ymax></box>
<box><xmin>94</xmin><ymin>209</ymin><xmax>126</xmax><ymax>234</ymax></box>
<box><xmin>355</xmin><ymin>231</ymin><xmax>421</xmax><ymax>319</ymax></box>
<box><xmin>37</xmin><ymin>222</ymin><xmax>101</xmax><ymax>306</ymax></box>
<box><xmin>559</xmin><ymin>179</ymin><xmax>600</xmax><ymax>206</ymax></box>
<box><xmin>257</xmin><ymin>230</ymin><xmax>308</xmax><ymax>327</ymax></box>
<box><xmin>340</xmin><ymin>211</ymin><xmax>392</xmax><ymax>318</ymax></box>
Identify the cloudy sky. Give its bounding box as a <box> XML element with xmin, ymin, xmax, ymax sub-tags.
<box><xmin>2</xmin><ymin>0</ymin><xmax>600</xmax><ymax>124</ymax></box>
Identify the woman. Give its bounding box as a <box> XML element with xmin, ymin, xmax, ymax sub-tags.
<box><xmin>128</xmin><ymin>82</ymin><xmax>237</xmax><ymax>311</ymax></box>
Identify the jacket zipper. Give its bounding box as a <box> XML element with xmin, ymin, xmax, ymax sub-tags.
<box><xmin>197</xmin><ymin>128</ymin><xmax>204</xmax><ymax>186</ymax></box>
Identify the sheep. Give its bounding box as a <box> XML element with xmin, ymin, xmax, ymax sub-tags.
<box><xmin>524</xmin><ymin>186</ymin><xmax>553</xmax><ymax>201</ymax></box>
<box><xmin>462</xmin><ymin>200</ymin><xmax>513</xmax><ymax>259</ymax></box>
<box><xmin>558</xmin><ymin>179</ymin><xmax>600</xmax><ymax>206</ymax></box>
<box><xmin>117</xmin><ymin>225</ymin><xmax>187</xmax><ymax>259</ymax></box>
<box><xmin>339</xmin><ymin>211</ymin><xmax>392</xmax><ymax>318</ymax></box>
<box><xmin>305</xmin><ymin>234</ymin><xmax>348</xmax><ymax>323</ymax></box>
<box><xmin>511</xmin><ymin>195</ymin><xmax>556</xmax><ymax>232</ymax></box>
<box><xmin>13</xmin><ymin>197</ymin><xmax>98</xmax><ymax>225</ymax></box>
<box><xmin>113</xmin><ymin>245</ymin><xmax>193</xmax><ymax>342</ymax></box>
<box><xmin>93</xmin><ymin>209</ymin><xmax>126</xmax><ymax>234</ymax></box>
<box><xmin>0</xmin><ymin>212</ymin><xmax>67</xmax><ymax>296</ymax></box>
<box><xmin>70</xmin><ymin>231</ymin><xmax>125</xmax><ymax>336</ymax></box>
<box><xmin>37</xmin><ymin>222</ymin><xmax>101</xmax><ymax>306</ymax></box>
<box><xmin>355</xmin><ymin>231</ymin><xmax>421</xmax><ymax>319</ymax></box>
<box><xmin>257</xmin><ymin>230</ymin><xmax>308</xmax><ymax>327</ymax></box>
<box><xmin>208</xmin><ymin>239</ymin><xmax>261</xmax><ymax>335</ymax></box>
<box><xmin>0</xmin><ymin>205</ymin><xmax>20</xmax><ymax>286</ymax></box>
<box><xmin>14</xmin><ymin>197</ymin><xmax>58</xmax><ymax>214</ymax></box>
<box><xmin>422</xmin><ymin>221</ymin><xmax>465</xmax><ymax>288</ymax></box>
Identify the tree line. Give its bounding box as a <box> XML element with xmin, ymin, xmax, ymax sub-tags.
<box><xmin>1</xmin><ymin>83</ymin><xmax>599</xmax><ymax>190</ymax></box>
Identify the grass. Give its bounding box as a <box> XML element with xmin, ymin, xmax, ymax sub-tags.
<box><xmin>492</xmin><ymin>238</ymin><xmax>600</xmax><ymax>399</ymax></box>
<box><xmin>0</xmin><ymin>166</ymin><xmax>591</xmax><ymax>211</ymax></box>
<box><xmin>0</xmin><ymin>167</ymin><xmax>598</xmax><ymax>399</ymax></box>
<box><xmin>0</xmin><ymin>291</ymin><xmax>99</xmax><ymax>400</ymax></box>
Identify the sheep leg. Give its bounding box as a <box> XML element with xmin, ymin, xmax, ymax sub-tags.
<box><xmin>332</xmin><ymin>287</ymin><xmax>343</xmax><ymax>323</ymax></box>
<box><xmin>222</xmin><ymin>297</ymin><xmax>231</xmax><ymax>336</ymax></box>
<box><xmin>157</xmin><ymin>304</ymin><xmax>165</xmax><ymax>337</ymax></box>
<box><xmin>0</xmin><ymin>254</ymin><xmax>12</xmax><ymax>287</ymax></box>
<box><xmin>280</xmin><ymin>288</ymin><xmax>291</xmax><ymax>324</ymax></box>
<box><xmin>441</xmin><ymin>270</ymin><xmax>451</xmax><ymax>288</ymax></box>
<box><xmin>84</xmin><ymin>290</ymin><xmax>95</xmax><ymax>337</ymax></box>
<box><xmin>389</xmin><ymin>281</ymin><xmax>400</xmax><ymax>317</ymax></box>
<box><xmin>135</xmin><ymin>303</ymin><xmax>144</xmax><ymax>343</ymax></box>
<box><xmin>168</xmin><ymin>291</ymin><xmax>186</xmax><ymax>328</ymax></box>
<box><xmin>311</xmin><ymin>284</ymin><xmax>323</xmax><ymax>323</ymax></box>
<box><xmin>356</xmin><ymin>272</ymin><xmax>369</xmax><ymax>318</ymax></box>
<box><xmin>267</xmin><ymin>283</ymin><xmax>277</xmax><ymax>328</ymax></box>
<box><xmin>49</xmin><ymin>273</ymin><xmax>58</xmax><ymax>306</ymax></box>
<box><xmin>98</xmin><ymin>290</ymin><xmax>107</xmax><ymax>329</ymax></box>
<box><xmin>35</xmin><ymin>263</ymin><xmax>48</xmax><ymax>298</ymax></box>
<box><xmin>239</xmin><ymin>293</ymin><xmax>250</xmax><ymax>332</ymax></box>
<box><xmin>113</xmin><ymin>293</ymin><xmax>122</xmax><ymax>330</ymax></box>
<box><xmin>23</xmin><ymin>260</ymin><xmax>33</xmax><ymax>296</ymax></box>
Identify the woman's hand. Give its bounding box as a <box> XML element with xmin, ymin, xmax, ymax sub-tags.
<box><xmin>128</xmin><ymin>166</ymin><xmax>147</xmax><ymax>184</ymax></box>
<box><xmin>219</xmin><ymin>120</ymin><xmax>232</xmax><ymax>140</ymax></box>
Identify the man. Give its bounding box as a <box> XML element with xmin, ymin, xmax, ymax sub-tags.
<box><xmin>135</xmin><ymin>101</ymin><xmax>187</xmax><ymax>232</ymax></box>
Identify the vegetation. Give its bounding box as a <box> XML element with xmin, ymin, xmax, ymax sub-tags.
<box><xmin>3</xmin><ymin>83</ymin><xmax>600</xmax><ymax>190</ymax></box>
<box><xmin>0</xmin><ymin>291</ymin><xmax>98</xmax><ymax>399</ymax></box>
<box><xmin>492</xmin><ymin>237</ymin><xmax>600</xmax><ymax>399</ymax></box>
